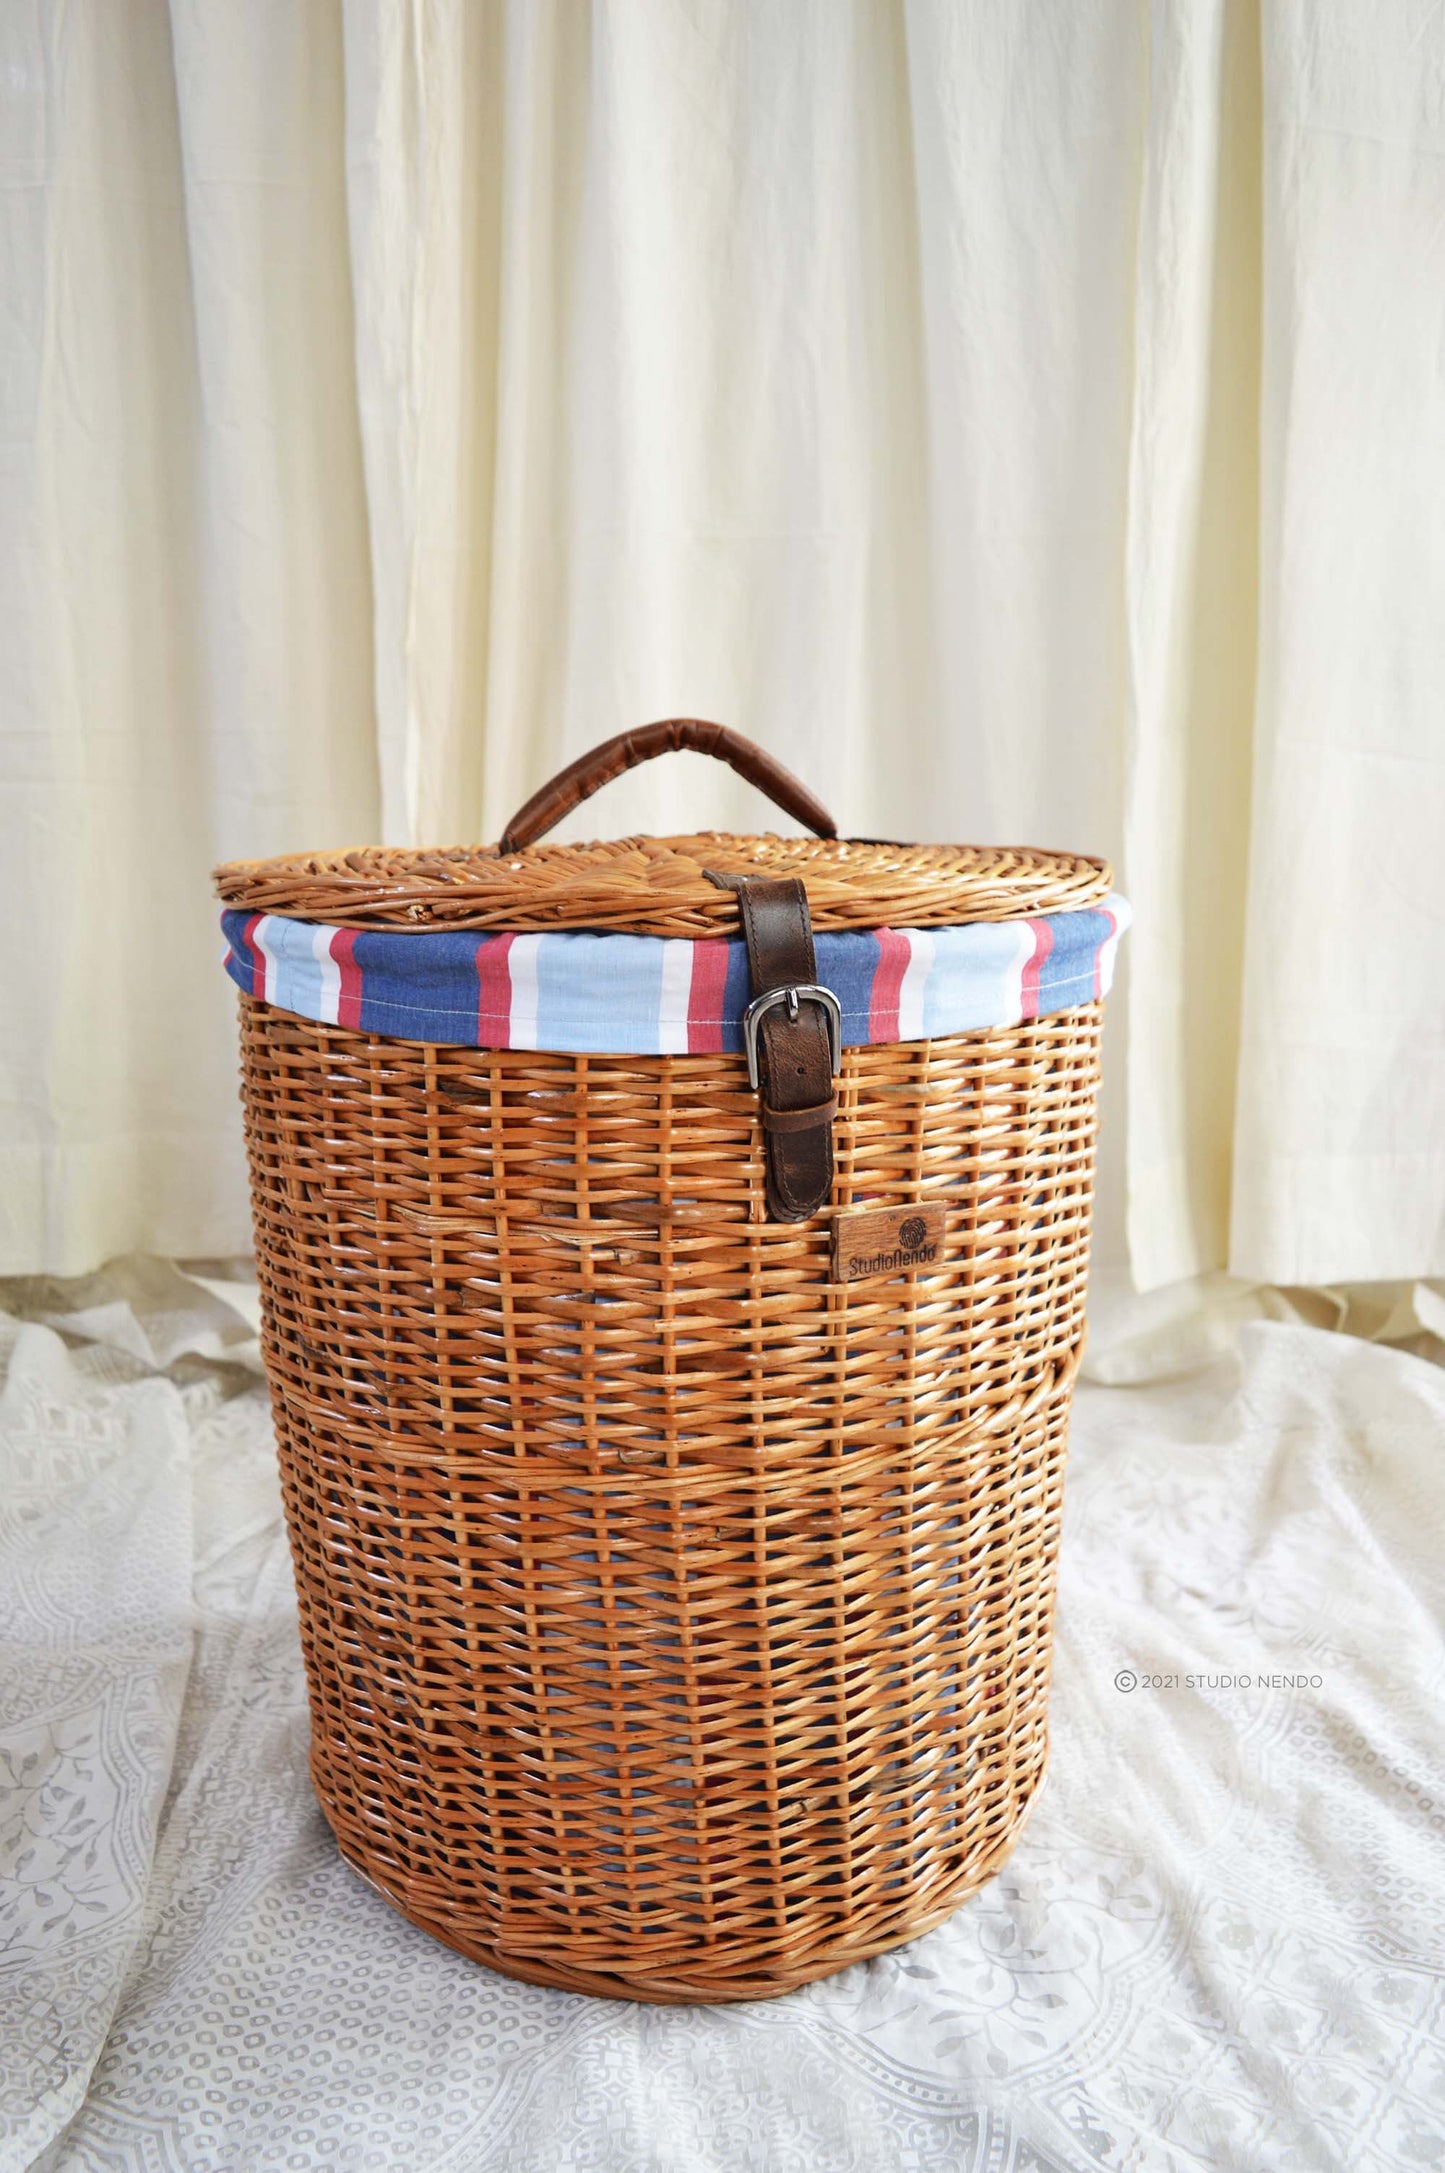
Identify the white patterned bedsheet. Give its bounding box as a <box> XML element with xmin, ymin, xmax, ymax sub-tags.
<box><xmin>2</xmin><ymin>1260</ymin><xmax>1441</xmax><ymax>2173</ymax></box>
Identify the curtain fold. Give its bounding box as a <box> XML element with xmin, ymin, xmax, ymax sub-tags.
<box><xmin>1229</xmin><ymin>0</ymin><xmax>1445</xmax><ymax>1284</ymax></box>
<box><xmin>1</xmin><ymin>0</ymin><xmax>1440</xmax><ymax>1286</ymax></box>
<box><xmin>1123</xmin><ymin>0</ymin><xmax>1261</xmax><ymax>1290</ymax></box>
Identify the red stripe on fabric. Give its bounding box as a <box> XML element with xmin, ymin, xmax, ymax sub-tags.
<box><xmin>686</xmin><ymin>939</ymin><xmax>729</xmax><ymax>1053</ymax></box>
<box><xmin>476</xmin><ymin>932</ymin><xmax>514</xmax><ymax>1046</ymax></box>
<box><xmin>1021</xmin><ymin>919</ymin><xmax>1053</xmax><ymax>1020</ymax></box>
<box><xmin>332</xmin><ymin>927</ymin><xmax>363</xmax><ymax>1031</ymax></box>
<box><xmin>241</xmin><ymin>914</ymin><xmax>265</xmax><ymax>1001</ymax></box>
<box><xmin>1093</xmin><ymin>907</ymin><xmax>1115</xmax><ymax>1001</ymax></box>
<box><xmin>869</xmin><ymin>928</ymin><xmax>910</xmax><ymax>1044</ymax></box>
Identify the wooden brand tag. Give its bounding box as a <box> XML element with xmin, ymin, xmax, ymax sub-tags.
<box><xmin>831</xmin><ymin>1202</ymin><xmax>947</xmax><ymax>1285</ymax></box>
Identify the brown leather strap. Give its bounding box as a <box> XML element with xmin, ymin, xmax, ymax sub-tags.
<box><xmin>707</xmin><ymin>871</ymin><xmax>836</xmax><ymax>1222</ymax></box>
<box><xmin>497</xmin><ymin>720</ymin><xmax>837</xmax><ymax>854</ymax></box>
<box><xmin>761</xmin><ymin>1095</ymin><xmax>838</xmax><ymax>1134</ymax></box>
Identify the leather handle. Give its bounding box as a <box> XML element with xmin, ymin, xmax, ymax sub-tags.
<box><xmin>497</xmin><ymin>720</ymin><xmax>837</xmax><ymax>854</ymax></box>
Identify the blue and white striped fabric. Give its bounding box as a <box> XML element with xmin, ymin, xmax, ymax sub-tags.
<box><xmin>221</xmin><ymin>894</ymin><xmax>1129</xmax><ymax>1054</ymax></box>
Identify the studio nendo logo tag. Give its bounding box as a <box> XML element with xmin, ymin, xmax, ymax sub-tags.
<box><xmin>831</xmin><ymin>1202</ymin><xmax>947</xmax><ymax>1284</ymax></box>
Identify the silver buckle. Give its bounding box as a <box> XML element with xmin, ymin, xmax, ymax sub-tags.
<box><xmin>742</xmin><ymin>984</ymin><xmax>843</xmax><ymax>1091</ymax></box>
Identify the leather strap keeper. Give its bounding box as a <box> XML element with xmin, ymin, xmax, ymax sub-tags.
<box><xmin>761</xmin><ymin>1095</ymin><xmax>838</xmax><ymax>1135</ymax></box>
<box><xmin>705</xmin><ymin>871</ymin><xmax>837</xmax><ymax>1222</ymax></box>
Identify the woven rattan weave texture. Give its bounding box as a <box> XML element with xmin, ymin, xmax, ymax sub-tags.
<box><xmin>214</xmin><ymin>830</ymin><xmax>1112</xmax><ymax>935</ymax></box>
<box><xmin>238</xmin><ymin>992</ymin><xmax>1103</xmax><ymax>2001</ymax></box>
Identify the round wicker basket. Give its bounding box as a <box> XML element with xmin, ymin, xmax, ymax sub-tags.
<box><xmin>215</xmin><ymin>725</ymin><xmax>1117</xmax><ymax>2003</ymax></box>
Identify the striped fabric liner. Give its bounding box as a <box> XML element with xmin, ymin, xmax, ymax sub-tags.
<box><xmin>220</xmin><ymin>895</ymin><xmax>1129</xmax><ymax>1055</ymax></box>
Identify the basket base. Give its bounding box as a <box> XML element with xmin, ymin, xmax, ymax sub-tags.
<box><xmin>323</xmin><ymin>1768</ymin><xmax>1046</xmax><ymax>2005</ymax></box>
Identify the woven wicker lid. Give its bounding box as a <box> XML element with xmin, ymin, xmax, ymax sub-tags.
<box><xmin>213</xmin><ymin>723</ymin><xmax>1111</xmax><ymax>936</ymax></box>
<box><xmin>213</xmin><ymin>833</ymin><xmax>1111</xmax><ymax>935</ymax></box>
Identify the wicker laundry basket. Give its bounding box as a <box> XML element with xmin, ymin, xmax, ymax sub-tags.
<box><xmin>215</xmin><ymin>720</ymin><xmax>1127</xmax><ymax>2004</ymax></box>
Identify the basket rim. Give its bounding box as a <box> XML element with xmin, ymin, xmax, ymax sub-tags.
<box><xmin>212</xmin><ymin>830</ymin><xmax>1114</xmax><ymax>935</ymax></box>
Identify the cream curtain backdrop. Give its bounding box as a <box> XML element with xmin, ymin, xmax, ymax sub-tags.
<box><xmin>2</xmin><ymin>0</ymin><xmax>1442</xmax><ymax>1289</ymax></box>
